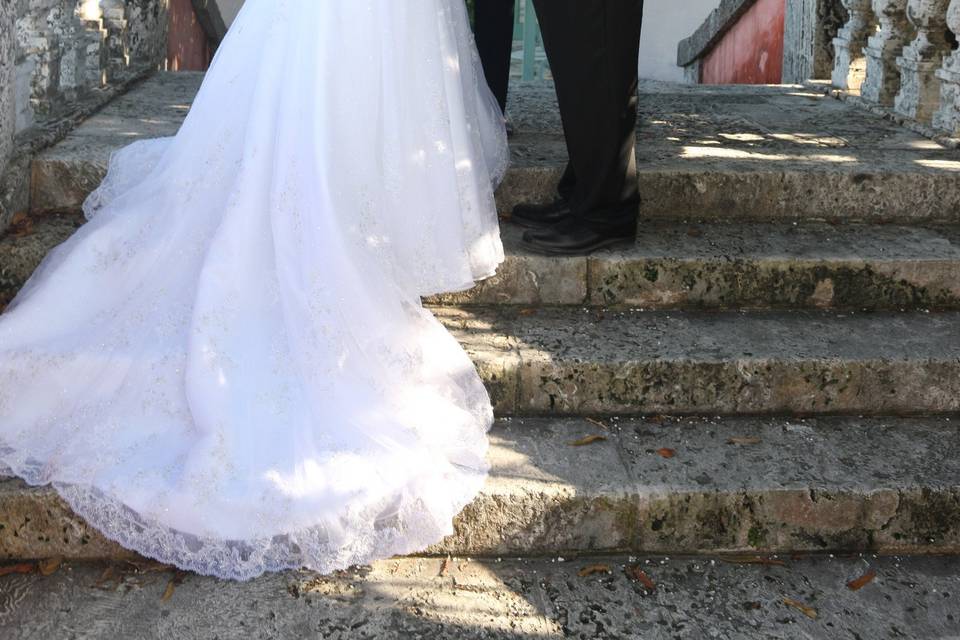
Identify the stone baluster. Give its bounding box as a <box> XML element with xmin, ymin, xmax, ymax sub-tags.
<box><xmin>832</xmin><ymin>0</ymin><xmax>876</xmax><ymax>90</ymax></box>
<box><xmin>894</xmin><ymin>0</ymin><xmax>952</xmax><ymax>122</ymax></box>
<box><xmin>862</xmin><ymin>0</ymin><xmax>912</xmax><ymax>104</ymax></box>
<box><xmin>932</xmin><ymin>0</ymin><xmax>960</xmax><ymax>134</ymax></box>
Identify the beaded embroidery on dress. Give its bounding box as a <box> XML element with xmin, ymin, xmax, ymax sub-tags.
<box><xmin>0</xmin><ymin>0</ymin><xmax>507</xmax><ymax>580</ymax></box>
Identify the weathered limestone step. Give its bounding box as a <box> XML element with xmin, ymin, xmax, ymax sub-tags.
<box><xmin>7</xmin><ymin>215</ymin><xmax>960</xmax><ymax>312</ymax></box>
<box><xmin>439</xmin><ymin>306</ymin><xmax>960</xmax><ymax>415</ymax></box>
<box><xmin>2</xmin><ymin>417</ymin><xmax>959</xmax><ymax>564</ymax></box>
<box><xmin>436</xmin><ymin>223</ymin><xmax>960</xmax><ymax>309</ymax></box>
<box><xmin>27</xmin><ymin>74</ymin><xmax>960</xmax><ymax>223</ymax></box>
<box><xmin>4</xmin><ymin>555</ymin><xmax>960</xmax><ymax>639</ymax></box>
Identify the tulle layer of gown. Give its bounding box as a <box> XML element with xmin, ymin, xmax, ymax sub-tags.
<box><xmin>0</xmin><ymin>0</ymin><xmax>507</xmax><ymax>580</ymax></box>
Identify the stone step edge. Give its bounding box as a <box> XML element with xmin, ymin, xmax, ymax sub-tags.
<box><xmin>2</xmin><ymin>417</ymin><xmax>958</xmax><ymax>563</ymax></box>
<box><xmin>6</xmin><ymin>216</ymin><xmax>960</xmax><ymax>312</ymax></box>
<box><xmin>30</xmin><ymin>159</ymin><xmax>960</xmax><ymax>224</ymax></box>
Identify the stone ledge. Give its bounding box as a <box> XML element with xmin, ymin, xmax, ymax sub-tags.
<box><xmin>437</xmin><ymin>306</ymin><xmax>960</xmax><ymax>416</ymax></box>
<box><xmin>677</xmin><ymin>0</ymin><xmax>760</xmax><ymax>67</ymax></box>
<box><xmin>2</xmin><ymin>417</ymin><xmax>959</xmax><ymax>563</ymax></box>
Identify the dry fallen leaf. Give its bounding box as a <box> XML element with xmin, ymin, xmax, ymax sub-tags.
<box><xmin>93</xmin><ymin>566</ymin><xmax>117</xmax><ymax>590</ymax></box>
<box><xmin>161</xmin><ymin>570</ymin><xmax>187</xmax><ymax>602</ymax></box>
<box><xmin>657</xmin><ymin>448</ymin><xmax>676</xmax><ymax>459</ymax></box>
<box><xmin>585</xmin><ymin>417</ymin><xmax>608</xmax><ymax>431</ymax></box>
<box><xmin>720</xmin><ymin>556</ymin><xmax>787</xmax><ymax>567</ymax></box>
<box><xmin>0</xmin><ymin>562</ymin><xmax>36</xmax><ymax>578</ymax></box>
<box><xmin>783</xmin><ymin>598</ymin><xmax>818</xmax><ymax>620</ymax></box>
<box><xmin>846</xmin><ymin>569</ymin><xmax>877</xmax><ymax>591</ymax></box>
<box><xmin>578</xmin><ymin>564</ymin><xmax>612</xmax><ymax>577</ymax></box>
<box><xmin>687</xmin><ymin>227</ymin><xmax>704</xmax><ymax>238</ymax></box>
<box><xmin>9</xmin><ymin>211</ymin><xmax>33</xmax><ymax>238</ymax></box>
<box><xmin>727</xmin><ymin>437</ymin><xmax>762</xmax><ymax>446</ymax></box>
<box><xmin>569</xmin><ymin>434</ymin><xmax>608</xmax><ymax>447</ymax></box>
<box><xmin>624</xmin><ymin>564</ymin><xmax>656</xmax><ymax>591</ymax></box>
<box><xmin>38</xmin><ymin>557</ymin><xmax>63</xmax><ymax>577</ymax></box>
<box><xmin>519</xmin><ymin>308</ymin><xmax>538</xmax><ymax>317</ymax></box>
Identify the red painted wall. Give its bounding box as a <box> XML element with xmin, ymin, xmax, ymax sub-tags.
<box><xmin>700</xmin><ymin>0</ymin><xmax>785</xmax><ymax>84</ymax></box>
<box><xmin>167</xmin><ymin>0</ymin><xmax>212</xmax><ymax>71</ymax></box>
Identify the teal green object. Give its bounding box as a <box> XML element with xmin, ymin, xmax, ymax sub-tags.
<box><xmin>514</xmin><ymin>0</ymin><xmax>548</xmax><ymax>81</ymax></box>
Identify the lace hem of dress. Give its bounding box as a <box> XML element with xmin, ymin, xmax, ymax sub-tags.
<box><xmin>0</xmin><ymin>450</ymin><xmax>489</xmax><ymax>581</ymax></box>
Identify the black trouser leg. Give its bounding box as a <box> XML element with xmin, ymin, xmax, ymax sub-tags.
<box><xmin>531</xmin><ymin>0</ymin><xmax>644</xmax><ymax>231</ymax></box>
<box><xmin>474</xmin><ymin>0</ymin><xmax>516</xmax><ymax>113</ymax></box>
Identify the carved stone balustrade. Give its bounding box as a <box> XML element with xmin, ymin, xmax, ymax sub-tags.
<box><xmin>862</xmin><ymin>0</ymin><xmax>912</xmax><ymax>104</ymax></box>
<box><xmin>832</xmin><ymin>0</ymin><xmax>876</xmax><ymax>90</ymax></box>
<box><xmin>932</xmin><ymin>0</ymin><xmax>960</xmax><ymax>134</ymax></box>
<box><xmin>893</xmin><ymin>0</ymin><xmax>952</xmax><ymax>122</ymax></box>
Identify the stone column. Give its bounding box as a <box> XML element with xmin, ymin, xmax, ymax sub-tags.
<box><xmin>932</xmin><ymin>0</ymin><xmax>960</xmax><ymax>133</ymax></box>
<box><xmin>832</xmin><ymin>0</ymin><xmax>876</xmax><ymax>90</ymax></box>
<box><xmin>785</xmin><ymin>0</ymin><xmax>848</xmax><ymax>83</ymax></box>
<box><xmin>894</xmin><ymin>0</ymin><xmax>952</xmax><ymax>122</ymax></box>
<box><xmin>862</xmin><ymin>0</ymin><xmax>912</xmax><ymax>104</ymax></box>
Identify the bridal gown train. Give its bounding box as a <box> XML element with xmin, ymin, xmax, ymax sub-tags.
<box><xmin>0</xmin><ymin>0</ymin><xmax>508</xmax><ymax>580</ymax></box>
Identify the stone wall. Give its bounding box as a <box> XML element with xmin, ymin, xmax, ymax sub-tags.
<box><xmin>0</xmin><ymin>0</ymin><xmax>168</xmax><ymax>233</ymax></box>
<box><xmin>12</xmin><ymin>0</ymin><xmax>168</xmax><ymax>132</ymax></box>
<box><xmin>1</xmin><ymin>3</ymin><xmax>15</xmax><ymax>182</ymax></box>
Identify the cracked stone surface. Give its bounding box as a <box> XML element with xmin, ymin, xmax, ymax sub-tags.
<box><xmin>437</xmin><ymin>307</ymin><xmax>960</xmax><ymax>415</ymax></box>
<box><xmin>27</xmin><ymin>74</ymin><xmax>960</xmax><ymax>223</ymax></box>
<box><xmin>1</xmin><ymin>554</ymin><xmax>958</xmax><ymax>639</ymax></box>
<box><xmin>3</xmin><ymin>417</ymin><xmax>960</xmax><ymax>563</ymax></box>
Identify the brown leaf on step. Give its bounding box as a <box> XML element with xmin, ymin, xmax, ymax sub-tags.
<box><xmin>720</xmin><ymin>556</ymin><xmax>787</xmax><ymax>567</ymax></box>
<box><xmin>783</xmin><ymin>598</ymin><xmax>818</xmax><ymax>620</ymax></box>
<box><xmin>439</xmin><ymin>557</ymin><xmax>451</xmax><ymax>577</ymax></box>
<box><xmin>93</xmin><ymin>566</ymin><xmax>117</xmax><ymax>590</ymax></box>
<box><xmin>648</xmin><ymin>415</ymin><xmax>666</xmax><ymax>424</ymax></box>
<box><xmin>624</xmin><ymin>564</ymin><xmax>656</xmax><ymax>591</ymax></box>
<box><xmin>657</xmin><ymin>448</ymin><xmax>676</xmax><ymax>459</ymax></box>
<box><xmin>519</xmin><ymin>308</ymin><xmax>538</xmax><ymax>317</ymax></box>
<box><xmin>161</xmin><ymin>570</ymin><xmax>188</xmax><ymax>602</ymax></box>
<box><xmin>9</xmin><ymin>211</ymin><xmax>33</xmax><ymax>238</ymax></box>
<box><xmin>38</xmin><ymin>557</ymin><xmax>63</xmax><ymax>576</ymax></box>
<box><xmin>687</xmin><ymin>227</ymin><xmax>704</xmax><ymax>238</ymax></box>
<box><xmin>124</xmin><ymin>560</ymin><xmax>173</xmax><ymax>574</ymax></box>
<box><xmin>846</xmin><ymin>569</ymin><xmax>876</xmax><ymax>591</ymax></box>
<box><xmin>0</xmin><ymin>562</ymin><xmax>36</xmax><ymax>577</ymax></box>
<box><xmin>578</xmin><ymin>564</ymin><xmax>612</xmax><ymax>578</ymax></box>
<box><xmin>727</xmin><ymin>437</ymin><xmax>762</xmax><ymax>446</ymax></box>
<box><xmin>569</xmin><ymin>434</ymin><xmax>607</xmax><ymax>447</ymax></box>
<box><xmin>585</xmin><ymin>417</ymin><xmax>608</xmax><ymax>431</ymax></box>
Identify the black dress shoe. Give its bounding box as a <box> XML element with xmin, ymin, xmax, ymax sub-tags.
<box><xmin>521</xmin><ymin>217</ymin><xmax>636</xmax><ymax>256</ymax></box>
<box><xmin>510</xmin><ymin>199</ymin><xmax>572</xmax><ymax>229</ymax></box>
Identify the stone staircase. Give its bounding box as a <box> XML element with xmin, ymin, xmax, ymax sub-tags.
<box><xmin>2</xmin><ymin>73</ymin><xmax>960</xmax><ymax>566</ymax></box>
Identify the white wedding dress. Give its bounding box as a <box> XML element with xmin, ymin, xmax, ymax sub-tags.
<box><xmin>0</xmin><ymin>0</ymin><xmax>507</xmax><ymax>580</ymax></box>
